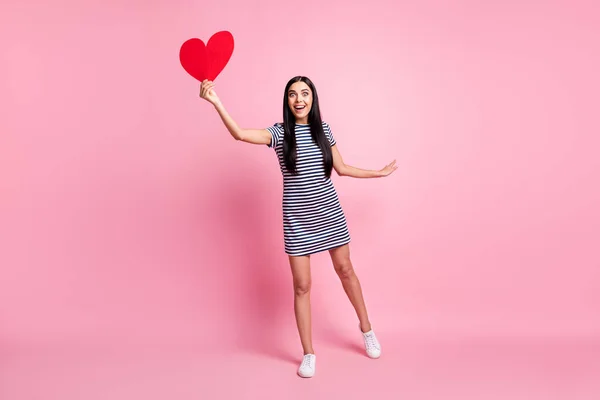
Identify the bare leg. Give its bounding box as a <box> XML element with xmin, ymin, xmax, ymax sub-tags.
<box><xmin>289</xmin><ymin>255</ymin><xmax>314</xmax><ymax>354</ymax></box>
<box><xmin>329</xmin><ymin>244</ymin><xmax>372</xmax><ymax>332</ymax></box>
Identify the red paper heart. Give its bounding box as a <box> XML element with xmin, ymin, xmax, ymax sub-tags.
<box><xmin>179</xmin><ymin>31</ymin><xmax>234</xmax><ymax>82</ymax></box>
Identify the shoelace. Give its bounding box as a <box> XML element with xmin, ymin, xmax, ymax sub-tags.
<box><xmin>301</xmin><ymin>355</ymin><xmax>313</xmax><ymax>369</ymax></box>
<box><xmin>364</xmin><ymin>333</ymin><xmax>379</xmax><ymax>349</ymax></box>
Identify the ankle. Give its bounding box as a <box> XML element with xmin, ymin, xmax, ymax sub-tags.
<box><xmin>360</xmin><ymin>322</ymin><xmax>372</xmax><ymax>333</ymax></box>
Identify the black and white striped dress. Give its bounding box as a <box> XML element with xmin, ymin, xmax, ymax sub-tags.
<box><xmin>266</xmin><ymin>121</ymin><xmax>351</xmax><ymax>256</ymax></box>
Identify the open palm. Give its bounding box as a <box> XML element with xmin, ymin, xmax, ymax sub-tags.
<box><xmin>379</xmin><ymin>160</ymin><xmax>398</xmax><ymax>177</ymax></box>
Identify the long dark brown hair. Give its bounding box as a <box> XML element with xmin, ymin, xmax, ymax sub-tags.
<box><xmin>282</xmin><ymin>76</ymin><xmax>333</xmax><ymax>178</ymax></box>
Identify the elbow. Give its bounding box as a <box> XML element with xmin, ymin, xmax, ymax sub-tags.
<box><xmin>335</xmin><ymin>165</ymin><xmax>348</xmax><ymax>177</ymax></box>
<box><xmin>234</xmin><ymin>130</ymin><xmax>245</xmax><ymax>141</ymax></box>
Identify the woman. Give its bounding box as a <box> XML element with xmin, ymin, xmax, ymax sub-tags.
<box><xmin>199</xmin><ymin>76</ymin><xmax>397</xmax><ymax>378</ymax></box>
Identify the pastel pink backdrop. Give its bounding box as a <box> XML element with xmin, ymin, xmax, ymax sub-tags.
<box><xmin>1</xmin><ymin>0</ymin><xmax>599</xmax><ymax>398</ymax></box>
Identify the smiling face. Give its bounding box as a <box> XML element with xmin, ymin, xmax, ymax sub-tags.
<box><xmin>287</xmin><ymin>81</ymin><xmax>313</xmax><ymax>124</ymax></box>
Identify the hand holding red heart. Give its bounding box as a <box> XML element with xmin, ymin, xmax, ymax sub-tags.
<box><xmin>199</xmin><ymin>79</ymin><xmax>221</xmax><ymax>106</ymax></box>
<box><xmin>180</xmin><ymin>31</ymin><xmax>232</xmax><ymax>107</ymax></box>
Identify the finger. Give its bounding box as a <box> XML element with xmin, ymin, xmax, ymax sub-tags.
<box><xmin>204</xmin><ymin>83</ymin><xmax>215</xmax><ymax>94</ymax></box>
<box><xmin>203</xmin><ymin>83</ymin><xmax>215</xmax><ymax>96</ymax></box>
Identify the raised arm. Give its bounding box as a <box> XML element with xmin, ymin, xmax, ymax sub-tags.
<box><xmin>199</xmin><ymin>80</ymin><xmax>271</xmax><ymax>145</ymax></box>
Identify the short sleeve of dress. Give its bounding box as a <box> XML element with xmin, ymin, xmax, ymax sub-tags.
<box><xmin>266</xmin><ymin>123</ymin><xmax>284</xmax><ymax>148</ymax></box>
<box><xmin>323</xmin><ymin>122</ymin><xmax>336</xmax><ymax>146</ymax></box>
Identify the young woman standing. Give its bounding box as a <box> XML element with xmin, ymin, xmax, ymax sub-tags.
<box><xmin>199</xmin><ymin>76</ymin><xmax>397</xmax><ymax>378</ymax></box>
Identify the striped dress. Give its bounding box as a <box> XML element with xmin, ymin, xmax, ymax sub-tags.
<box><xmin>266</xmin><ymin>121</ymin><xmax>351</xmax><ymax>256</ymax></box>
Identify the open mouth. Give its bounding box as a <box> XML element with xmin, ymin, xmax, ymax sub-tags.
<box><xmin>294</xmin><ymin>105</ymin><xmax>306</xmax><ymax>112</ymax></box>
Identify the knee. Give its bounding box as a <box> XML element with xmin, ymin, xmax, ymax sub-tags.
<box><xmin>335</xmin><ymin>259</ymin><xmax>355</xmax><ymax>280</ymax></box>
<box><xmin>294</xmin><ymin>280</ymin><xmax>311</xmax><ymax>296</ymax></box>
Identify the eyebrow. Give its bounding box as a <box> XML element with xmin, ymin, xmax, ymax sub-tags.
<box><xmin>288</xmin><ymin>89</ymin><xmax>310</xmax><ymax>93</ymax></box>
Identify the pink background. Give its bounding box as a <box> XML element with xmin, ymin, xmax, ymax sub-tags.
<box><xmin>1</xmin><ymin>0</ymin><xmax>599</xmax><ymax>399</ymax></box>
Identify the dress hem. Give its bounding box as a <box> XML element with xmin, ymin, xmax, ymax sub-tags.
<box><xmin>284</xmin><ymin>239</ymin><xmax>351</xmax><ymax>257</ymax></box>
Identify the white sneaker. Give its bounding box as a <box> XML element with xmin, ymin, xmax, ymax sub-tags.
<box><xmin>297</xmin><ymin>354</ymin><xmax>316</xmax><ymax>378</ymax></box>
<box><xmin>360</xmin><ymin>326</ymin><xmax>381</xmax><ymax>359</ymax></box>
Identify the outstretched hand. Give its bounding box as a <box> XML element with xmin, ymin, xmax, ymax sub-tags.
<box><xmin>199</xmin><ymin>79</ymin><xmax>221</xmax><ymax>106</ymax></box>
<box><xmin>379</xmin><ymin>160</ymin><xmax>398</xmax><ymax>177</ymax></box>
